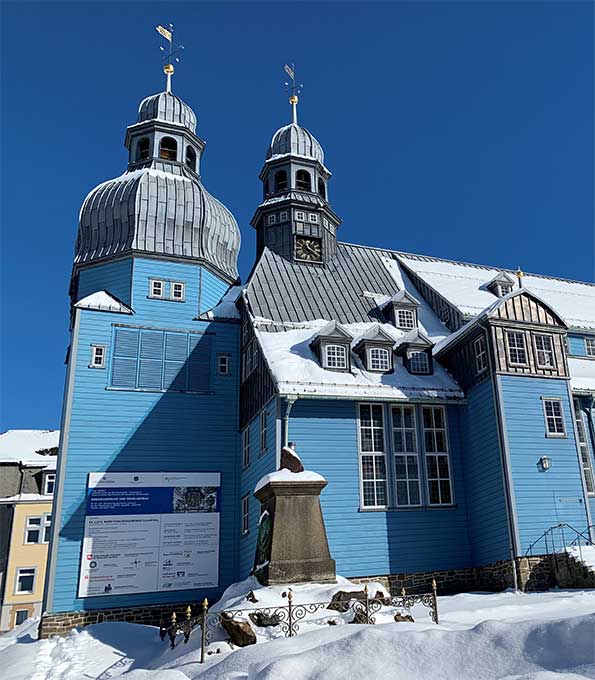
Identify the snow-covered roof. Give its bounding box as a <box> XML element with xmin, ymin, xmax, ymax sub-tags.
<box><xmin>198</xmin><ymin>285</ymin><xmax>242</xmax><ymax>321</ymax></box>
<box><xmin>75</xmin><ymin>291</ymin><xmax>133</xmax><ymax>314</ymax></box>
<box><xmin>569</xmin><ymin>358</ymin><xmax>595</xmax><ymax>395</ymax></box>
<box><xmin>397</xmin><ymin>254</ymin><xmax>595</xmax><ymax>331</ymax></box>
<box><xmin>0</xmin><ymin>430</ymin><xmax>59</xmax><ymax>467</ymax></box>
<box><xmin>0</xmin><ymin>493</ymin><xmax>54</xmax><ymax>504</ymax></box>
<box><xmin>255</xmin><ymin>320</ymin><xmax>464</xmax><ymax>401</ymax></box>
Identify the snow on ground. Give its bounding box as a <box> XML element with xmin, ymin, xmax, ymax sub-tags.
<box><xmin>2</xmin><ymin>585</ymin><xmax>595</xmax><ymax>680</ymax></box>
<box><xmin>567</xmin><ymin>545</ymin><xmax>595</xmax><ymax>573</ymax></box>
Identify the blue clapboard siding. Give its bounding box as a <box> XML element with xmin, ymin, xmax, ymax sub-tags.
<box><xmin>498</xmin><ymin>375</ymin><xmax>590</xmax><ymax>553</ymax></box>
<box><xmin>238</xmin><ymin>399</ymin><xmax>278</xmax><ymax>578</ymax></box>
<box><xmin>77</xmin><ymin>258</ymin><xmax>133</xmax><ymax>305</ymax></box>
<box><xmin>286</xmin><ymin>400</ymin><xmax>472</xmax><ymax>577</ymax></box>
<box><xmin>50</xmin><ymin>257</ymin><xmax>240</xmax><ymax>614</ymax></box>
<box><xmin>200</xmin><ymin>268</ymin><xmax>230</xmax><ymax>314</ymax></box>
<box><xmin>568</xmin><ymin>334</ymin><xmax>594</xmax><ymax>357</ymax></box>
<box><xmin>459</xmin><ymin>379</ymin><xmax>511</xmax><ymax>565</ymax></box>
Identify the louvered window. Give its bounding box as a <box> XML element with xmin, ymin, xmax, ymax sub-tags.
<box><xmin>110</xmin><ymin>327</ymin><xmax>211</xmax><ymax>392</ymax></box>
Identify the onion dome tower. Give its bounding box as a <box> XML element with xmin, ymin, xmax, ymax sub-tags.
<box><xmin>73</xmin><ymin>49</ymin><xmax>240</xmax><ymax>289</ymax></box>
<box><xmin>251</xmin><ymin>66</ymin><xmax>341</xmax><ymax>265</ymax></box>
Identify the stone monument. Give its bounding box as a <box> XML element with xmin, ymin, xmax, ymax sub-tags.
<box><xmin>252</xmin><ymin>443</ymin><xmax>336</xmax><ymax>585</ymax></box>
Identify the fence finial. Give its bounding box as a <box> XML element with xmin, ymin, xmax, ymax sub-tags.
<box><xmin>171</xmin><ymin>611</ymin><xmax>177</xmax><ymax>623</ymax></box>
<box><xmin>203</xmin><ymin>597</ymin><xmax>209</xmax><ymax>609</ymax></box>
<box><xmin>432</xmin><ymin>579</ymin><xmax>437</xmax><ymax>592</ymax></box>
<box><xmin>186</xmin><ymin>605</ymin><xmax>192</xmax><ymax>620</ymax></box>
<box><xmin>401</xmin><ymin>587</ymin><xmax>406</xmax><ymax>597</ymax></box>
<box><xmin>287</xmin><ymin>590</ymin><xmax>293</xmax><ymax>603</ymax></box>
<box><xmin>364</xmin><ymin>584</ymin><xmax>368</xmax><ymax>596</ymax></box>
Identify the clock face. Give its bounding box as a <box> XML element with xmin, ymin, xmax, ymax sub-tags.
<box><xmin>295</xmin><ymin>236</ymin><xmax>322</xmax><ymax>262</ymax></box>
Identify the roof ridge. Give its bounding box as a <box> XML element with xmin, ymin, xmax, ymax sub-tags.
<box><xmin>337</xmin><ymin>241</ymin><xmax>595</xmax><ymax>288</ymax></box>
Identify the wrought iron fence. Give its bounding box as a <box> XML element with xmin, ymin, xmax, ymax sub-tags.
<box><xmin>159</xmin><ymin>581</ymin><xmax>439</xmax><ymax>663</ymax></box>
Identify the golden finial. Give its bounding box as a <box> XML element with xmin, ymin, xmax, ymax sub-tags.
<box><xmin>186</xmin><ymin>605</ymin><xmax>192</xmax><ymax>620</ymax></box>
<box><xmin>364</xmin><ymin>584</ymin><xmax>369</xmax><ymax>596</ymax></box>
<box><xmin>432</xmin><ymin>579</ymin><xmax>437</xmax><ymax>591</ymax></box>
<box><xmin>202</xmin><ymin>597</ymin><xmax>209</xmax><ymax>609</ymax></box>
<box><xmin>515</xmin><ymin>266</ymin><xmax>524</xmax><ymax>289</ymax></box>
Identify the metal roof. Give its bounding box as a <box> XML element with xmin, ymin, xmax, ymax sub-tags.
<box><xmin>266</xmin><ymin>123</ymin><xmax>324</xmax><ymax>163</ymax></box>
<box><xmin>138</xmin><ymin>92</ymin><xmax>197</xmax><ymax>133</ymax></box>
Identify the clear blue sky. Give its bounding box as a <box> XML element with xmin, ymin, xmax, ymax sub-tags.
<box><xmin>1</xmin><ymin>1</ymin><xmax>593</xmax><ymax>430</ymax></box>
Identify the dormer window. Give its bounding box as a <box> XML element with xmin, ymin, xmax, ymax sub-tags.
<box><xmin>487</xmin><ymin>272</ymin><xmax>516</xmax><ymax>298</ymax></box>
<box><xmin>296</xmin><ymin>169</ymin><xmax>312</xmax><ymax>191</ymax></box>
<box><xmin>498</xmin><ymin>284</ymin><xmax>513</xmax><ymax>297</ymax></box>
<box><xmin>136</xmin><ymin>137</ymin><xmax>150</xmax><ymax>161</ymax></box>
<box><xmin>409</xmin><ymin>351</ymin><xmax>429</xmax><ymax>374</ymax></box>
<box><xmin>396</xmin><ymin>309</ymin><xmax>416</xmax><ymax>330</ymax></box>
<box><xmin>369</xmin><ymin>347</ymin><xmax>390</xmax><ymax>372</ymax></box>
<box><xmin>325</xmin><ymin>344</ymin><xmax>348</xmax><ymax>369</ymax></box>
<box><xmin>185</xmin><ymin>146</ymin><xmax>197</xmax><ymax>171</ymax></box>
<box><xmin>159</xmin><ymin>137</ymin><xmax>177</xmax><ymax>161</ymax></box>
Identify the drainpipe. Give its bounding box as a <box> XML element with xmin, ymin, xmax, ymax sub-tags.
<box><xmin>588</xmin><ymin>396</ymin><xmax>595</xmax><ymax>543</ymax></box>
<box><xmin>282</xmin><ymin>396</ymin><xmax>298</xmax><ymax>448</ymax></box>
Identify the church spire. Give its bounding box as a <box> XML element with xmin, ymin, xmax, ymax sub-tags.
<box><xmin>284</xmin><ymin>63</ymin><xmax>302</xmax><ymax>125</ymax></box>
<box><xmin>156</xmin><ymin>24</ymin><xmax>184</xmax><ymax>93</ymax></box>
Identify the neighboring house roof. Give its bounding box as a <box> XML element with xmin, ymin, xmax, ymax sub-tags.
<box><xmin>568</xmin><ymin>358</ymin><xmax>595</xmax><ymax>395</ymax></box>
<box><xmin>197</xmin><ymin>285</ymin><xmax>242</xmax><ymax>321</ymax></box>
<box><xmin>255</xmin><ymin>320</ymin><xmax>463</xmax><ymax>401</ymax></box>
<box><xmin>0</xmin><ymin>430</ymin><xmax>59</xmax><ymax>468</ymax></box>
<box><xmin>75</xmin><ymin>291</ymin><xmax>134</xmax><ymax>314</ymax></box>
<box><xmin>395</xmin><ymin>252</ymin><xmax>595</xmax><ymax>331</ymax></box>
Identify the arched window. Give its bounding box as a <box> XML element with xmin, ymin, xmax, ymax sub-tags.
<box><xmin>264</xmin><ymin>180</ymin><xmax>270</xmax><ymax>197</ymax></box>
<box><xmin>136</xmin><ymin>137</ymin><xmax>150</xmax><ymax>162</ymax></box>
<box><xmin>159</xmin><ymin>137</ymin><xmax>177</xmax><ymax>161</ymax></box>
<box><xmin>185</xmin><ymin>146</ymin><xmax>197</xmax><ymax>171</ymax></box>
<box><xmin>317</xmin><ymin>178</ymin><xmax>326</xmax><ymax>199</ymax></box>
<box><xmin>296</xmin><ymin>169</ymin><xmax>312</xmax><ymax>192</ymax></box>
<box><xmin>274</xmin><ymin>170</ymin><xmax>288</xmax><ymax>193</ymax></box>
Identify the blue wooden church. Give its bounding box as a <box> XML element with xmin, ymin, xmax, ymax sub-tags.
<box><xmin>41</xmin><ymin>68</ymin><xmax>595</xmax><ymax>634</ymax></box>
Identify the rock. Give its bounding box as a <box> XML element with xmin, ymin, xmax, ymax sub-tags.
<box><xmin>249</xmin><ymin>611</ymin><xmax>281</xmax><ymax>628</ymax></box>
<box><xmin>220</xmin><ymin>614</ymin><xmax>257</xmax><ymax>647</ymax></box>
<box><xmin>348</xmin><ymin>608</ymin><xmax>369</xmax><ymax>624</ymax></box>
<box><xmin>327</xmin><ymin>590</ymin><xmax>366</xmax><ymax>612</ymax></box>
<box><xmin>280</xmin><ymin>445</ymin><xmax>304</xmax><ymax>473</ymax></box>
<box><xmin>327</xmin><ymin>619</ymin><xmax>337</xmax><ymax>626</ymax></box>
<box><xmin>245</xmin><ymin>590</ymin><xmax>258</xmax><ymax>603</ymax></box>
<box><xmin>394</xmin><ymin>612</ymin><xmax>415</xmax><ymax>623</ymax></box>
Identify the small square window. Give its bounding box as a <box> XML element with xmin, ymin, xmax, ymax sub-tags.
<box><xmin>24</xmin><ymin>517</ymin><xmax>41</xmax><ymax>544</ymax></box>
<box><xmin>309</xmin><ymin>213</ymin><xmax>318</xmax><ymax>223</ymax></box>
<box><xmin>218</xmin><ymin>354</ymin><xmax>230</xmax><ymax>375</ymax></box>
<box><xmin>368</xmin><ymin>347</ymin><xmax>390</xmax><ymax>372</ymax></box>
<box><xmin>325</xmin><ymin>344</ymin><xmax>348</xmax><ymax>370</ymax></box>
<box><xmin>506</xmin><ymin>331</ymin><xmax>528</xmax><ymax>366</ymax></box>
<box><xmin>150</xmin><ymin>280</ymin><xmax>164</xmax><ymax>298</ymax></box>
<box><xmin>396</xmin><ymin>309</ymin><xmax>415</xmax><ymax>330</ymax></box>
<box><xmin>15</xmin><ymin>568</ymin><xmax>35</xmax><ymax>594</ymax></box>
<box><xmin>295</xmin><ymin>211</ymin><xmax>305</xmax><ymax>221</ymax></box>
<box><xmin>585</xmin><ymin>338</ymin><xmax>595</xmax><ymax>357</ymax></box>
<box><xmin>171</xmin><ymin>282</ymin><xmax>185</xmax><ymax>301</ymax></box>
<box><xmin>90</xmin><ymin>345</ymin><xmax>106</xmax><ymax>369</ymax></box>
<box><xmin>279</xmin><ymin>211</ymin><xmax>288</xmax><ymax>222</ymax></box>
<box><xmin>498</xmin><ymin>284</ymin><xmax>513</xmax><ymax>297</ymax></box>
<box><xmin>409</xmin><ymin>351</ymin><xmax>429</xmax><ymax>374</ymax></box>
<box><xmin>15</xmin><ymin>610</ymin><xmax>28</xmax><ymax>626</ymax></box>
<box><xmin>44</xmin><ymin>473</ymin><xmax>56</xmax><ymax>495</ymax></box>
<box><xmin>267</xmin><ymin>214</ymin><xmax>276</xmax><ymax>225</ymax></box>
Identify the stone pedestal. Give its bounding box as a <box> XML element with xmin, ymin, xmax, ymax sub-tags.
<box><xmin>253</xmin><ymin>478</ymin><xmax>336</xmax><ymax>585</ymax></box>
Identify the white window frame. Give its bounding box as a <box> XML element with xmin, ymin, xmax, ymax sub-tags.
<box><xmin>391</xmin><ymin>405</ymin><xmax>422</xmax><ymax>507</ymax></box>
<box><xmin>171</xmin><ymin>282</ymin><xmax>185</xmax><ymax>301</ymax></box>
<box><xmin>473</xmin><ymin>336</ymin><xmax>488</xmax><ymax>374</ymax></box>
<box><xmin>542</xmin><ymin>397</ymin><xmax>566</xmax><ymax>437</ymax></box>
<box><xmin>396</xmin><ymin>308</ymin><xmax>415</xmax><ymax>330</ymax></box>
<box><xmin>24</xmin><ymin>517</ymin><xmax>42</xmax><ymax>545</ymax></box>
<box><xmin>149</xmin><ymin>279</ymin><xmax>164</xmax><ymax>299</ymax></box>
<box><xmin>368</xmin><ymin>347</ymin><xmax>390</xmax><ymax>372</ymax></box>
<box><xmin>279</xmin><ymin>211</ymin><xmax>288</xmax><ymax>222</ymax></box>
<box><xmin>43</xmin><ymin>473</ymin><xmax>56</xmax><ymax>495</ymax></box>
<box><xmin>422</xmin><ymin>406</ymin><xmax>453</xmax><ymax>506</ymax></box>
<box><xmin>242</xmin><ymin>427</ymin><xmax>250</xmax><ymax>468</ymax></box>
<box><xmin>267</xmin><ymin>214</ymin><xmax>276</xmax><ymax>225</ymax></box>
<box><xmin>498</xmin><ymin>284</ymin><xmax>513</xmax><ymax>297</ymax></box>
<box><xmin>89</xmin><ymin>344</ymin><xmax>106</xmax><ymax>369</ymax></box>
<box><xmin>15</xmin><ymin>567</ymin><xmax>36</xmax><ymax>595</ymax></box>
<box><xmin>358</xmin><ymin>403</ymin><xmax>388</xmax><ymax>509</ymax></box>
<box><xmin>42</xmin><ymin>514</ymin><xmax>52</xmax><ymax>543</ymax></box>
<box><xmin>259</xmin><ymin>410</ymin><xmax>267</xmax><ymax>454</ymax></box>
<box><xmin>409</xmin><ymin>351</ymin><xmax>429</xmax><ymax>374</ymax></box>
<box><xmin>295</xmin><ymin>210</ymin><xmax>305</xmax><ymax>221</ymax></box>
<box><xmin>506</xmin><ymin>331</ymin><xmax>528</xmax><ymax>366</ymax></box>
<box><xmin>585</xmin><ymin>338</ymin><xmax>595</xmax><ymax>357</ymax></box>
<box><xmin>241</xmin><ymin>495</ymin><xmax>250</xmax><ymax>535</ymax></box>
<box><xmin>217</xmin><ymin>354</ymin><xmax>230</xmax><ymax>376</ymax></box>
<box><xmin>534</xmin><ymin>333</ymin><xmax>555</xmax><ymax>369</ymax></box>
<box><xmin>574</xmin><ymin>399</ymin><xmax>595</xmax><ymax>495</ymax></box>
<box><xmin>309</xmin><ymin>213</ymin><xmax>319</xmax><ymax>223</ymax></box>
<box><xmin>325</xmin><ymin>344</ymin><xmax>348</xmax><ymax>370</ymax></box>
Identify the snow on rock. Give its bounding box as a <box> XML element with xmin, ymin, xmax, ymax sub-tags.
<box><xmin>0</xmin><ymin>430</ymin><xmax>59</xmax><ymax>465</ymax></box>
<box><xmin>75</xmin><ymin>290</ymin><xmax>133</xmax><ymax>314</ymax></box>
<box><xmin>569</xmin><ymin>357</ymin><xmax>595</xmax><ymax>394</ymax></box>
<box><xmin>256</xmin><ymin>320</ymin><xmax>464</xmax><ymax>401</ymax></box>
<box><xmin>254</xmin><ymin>469</ymin><xmax>326</xmax><ymax>493</ymax></box>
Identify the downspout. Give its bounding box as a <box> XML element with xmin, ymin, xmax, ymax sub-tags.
<box><xmin>282</xmin><ymin>396</ymin><xmax>298</xmax><ymax>449</ymax></box>
<box><xmin>588</xmin><ymin>395</ymin><xmax>595</xmax><ymax>542</ymax></box>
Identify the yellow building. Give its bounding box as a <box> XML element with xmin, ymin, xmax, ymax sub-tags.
<box><xmin>0</xmin><ymin>430</ymin><xmax>59</xmax><ymax>631</ymax></box>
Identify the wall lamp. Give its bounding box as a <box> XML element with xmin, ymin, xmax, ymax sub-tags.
<box><xmin>538</xmin><ymin>456</ymin><xmax>552</xmax><ymax>471</ymax></box>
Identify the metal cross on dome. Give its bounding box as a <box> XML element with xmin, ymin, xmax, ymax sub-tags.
<box><xmin>156</xmin><ymin>24</ymin><xmax>184</xmax><ymax>93</ymax></box>
<box><xmin>284</xmin><ymin>63</ymin><xmax>303</xmax><ymax>125</ymax></box>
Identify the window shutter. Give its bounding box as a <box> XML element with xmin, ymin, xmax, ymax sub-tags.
<box><xmin>188</xmin><ymin>334</ymin><xmax>212</xmax><ymax>391</ymax></box>
<box><xmin>111</xmin><ymin>328</ymin><xmax>139</xmax><ymax>387</ymax></box>
<box><xmin>164</xmin><ymin>332</ymin><xmax>187</xmax><ymax>390</ymax></box>
<box><xmin>138</xmin><ymin>331</ymin><xmax>164</xmax><ymax>389</ymax></box>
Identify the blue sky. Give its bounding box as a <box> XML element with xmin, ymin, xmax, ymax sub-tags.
<box><xmin>1</xmin><ymin>1</ymin><xmax>593</xmax><ymax>429</ymax></box>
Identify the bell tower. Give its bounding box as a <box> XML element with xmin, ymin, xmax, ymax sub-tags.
<box><xmin>251</xmin><ymin>66</ymin><xmax>341</xmax><ymax>265</ymax></box>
